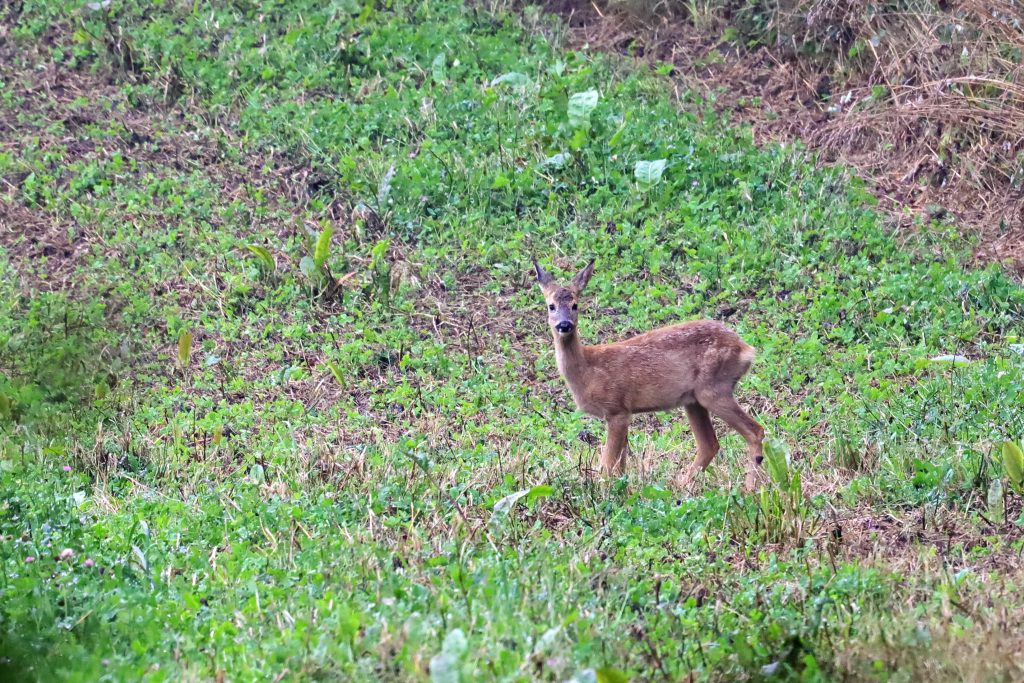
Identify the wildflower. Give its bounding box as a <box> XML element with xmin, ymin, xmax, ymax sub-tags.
<box><xmin>25</xmin><ymin>556</ymin><xmax>35</xmax><ymax>563</ymax></box>
<box><xmin>63</xmin><ymin>465</ymin><xmax>72</xmax><ymax>472</ymax></box>
<box><xmin>59</xmin><ymin>548</ymin><xmax>74</xmax><ymax>561</ymax></box>
<box><xmin>85</xmin><ymin>558</ymin><xmax>95</xmax><ymax>568</ymax></box>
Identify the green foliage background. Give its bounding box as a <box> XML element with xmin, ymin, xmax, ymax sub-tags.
<box><xmin>1</xmin><ymin>0</ymin><xmax>1022</xmax><ymax>680</ymax></box>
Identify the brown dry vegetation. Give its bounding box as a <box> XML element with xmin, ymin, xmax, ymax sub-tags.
<box><xmin>544</xmin><ymin>0</ymin><xmax>1024</xmax><ymax>276</ymax></box>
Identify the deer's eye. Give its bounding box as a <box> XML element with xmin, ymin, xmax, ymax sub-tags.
<box><xmin>548</xmin><ymin>304</ymin><xmax>555</xmax><ymax>311</ymax></box>
<box><xmin>572</xmin><ymin>303</ymin><xmax>578</xmax><ymax>310</ymax></box>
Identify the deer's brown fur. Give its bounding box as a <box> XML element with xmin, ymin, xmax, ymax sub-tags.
<box><xmin>535</xmin><ymin>260</ymin><xmax>765</xmax><ymax>491</ymax></box>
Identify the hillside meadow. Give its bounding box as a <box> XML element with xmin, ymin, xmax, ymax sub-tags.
<box><xmin>1</xmin><ymin>1</ymin><xmax>1023</xmax><ymax>681</ymax></box>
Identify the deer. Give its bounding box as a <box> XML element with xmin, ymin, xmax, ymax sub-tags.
<box><xmin>534</xmin><ymin>259</ymin><xmax>765</xmax><ymax>491</ymax></box>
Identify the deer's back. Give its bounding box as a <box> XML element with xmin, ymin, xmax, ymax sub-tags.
<box><xmin>615</xmin><ymin>319</ymin><xmax>745</xmax><ymax>351</ymax></box>
<box><xmin>577</xmin><ymin>320</ymin><xmax>754</xmax><ymax>416</ymax></box>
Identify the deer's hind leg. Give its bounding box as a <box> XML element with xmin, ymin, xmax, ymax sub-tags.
<box><xmin>674</xmin><ymin>403</ymin><xmax>720</xmax><ymax>491</ymax></box>
<box><xmin>698</xmin><ymin>390</ymin><xmax>765</xmax><ymax>492</ymax></box>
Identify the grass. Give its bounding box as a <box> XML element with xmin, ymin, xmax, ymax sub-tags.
<box><xmin>1</xmin><ymin>0</ymin><xmax>1023</xmax><ymax>680</ymax></box>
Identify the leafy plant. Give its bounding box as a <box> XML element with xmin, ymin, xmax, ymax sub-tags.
<box><xmin>1002</xmin><ymin>440</ymin><xmax>1024</xmax><ymax>493</ymax></box>
<box><xmin>430</xmin><ymin>629</ymin><xmax>468</xmax><ymax>683</ymax></box>
<box><xmin>300</xmin><ymin>222</ymin><xmax>348</xmax><ymax>300</ymax></box>
<box><xmin>729</xmin><ymin>439</ymin><xmax>815</xmax><ymax>546</ymax></box>
<box><xmin>568</xmin><ymin>88</ymin><xmax>599</xmax><ymax>129</ymax></box>
<box><xmin>245</xmin><ymin>244</ymin><xmax>276</xmax><ymax>278</ymax></box>
<box><xmin>177</xmin><ymin>329</ymin><xmax>193</xmax><ymax>370</ymax></box>
<box><xmin>633</xmin><ymin>158</ymin><xmax>667</xmax><ymax>192</ymax></box>
<box><xmin>314</xmin><ymin>224</ymin><xmax>333</xmax><ymax>271</ymax></box>
<box><xmin>366</xmin><ymin>238</ymin><xmax>392</xmax><ymax>304</ymax></box>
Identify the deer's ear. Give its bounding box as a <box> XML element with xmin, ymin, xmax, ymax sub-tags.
<box><xmin>570</xmin><ymin>259</ymin><xmax>595</xmax><ymax>292</ymax></box>
<box><xmin>534</xmin><ymin>261</ymin><xmax>555</xmax><ymax>289</ymax></box>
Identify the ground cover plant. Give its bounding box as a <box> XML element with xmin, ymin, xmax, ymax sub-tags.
<box><xmin>1</xmin><ymin>0</ymin><xmax>1023</xmax><ymax>680</ymax></box>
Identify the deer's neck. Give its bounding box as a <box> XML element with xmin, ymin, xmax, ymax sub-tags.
<box><xmin>553</xmin><ymin>331</ymin><xmax>588</xmax><ymax>390</ymax></box>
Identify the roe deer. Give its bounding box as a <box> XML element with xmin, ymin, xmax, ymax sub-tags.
<box><xmin>534</xmin><ymin>259</ymin><xmax>765</xmax><ymax>491</ymax></box>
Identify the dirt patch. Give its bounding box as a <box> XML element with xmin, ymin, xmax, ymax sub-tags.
<box><xmin>825</xmin><ymin>497</ymin><xmax>1024</xmax><ymax>574</ymax></box>
<box><xmin>542</xmin><ymin>0</ymin><xmax>1024</xmax><ymax>279</ymax></box>
<box><xmin>0</xmin><ymin>203</ymin><xmax>88</xmax><ymax>292</ymax></box>
<box><xmin>0</xmin><ymin>49</ymin><xmax>345</xmax><ymax>290</ymax></box>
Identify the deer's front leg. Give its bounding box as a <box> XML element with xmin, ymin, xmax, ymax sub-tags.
<box><xmin>600</xmin><ymin>414</ymin><xmax>630</xmax><ymax>476</ymax></box>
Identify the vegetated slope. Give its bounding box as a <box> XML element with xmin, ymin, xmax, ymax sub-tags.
<box><xmin>1</xmin><ymin>1</ymin><xmax>1023</xmax><ymax>681</ymax></box>
<box><xmin>554</xmin><ymin>0</ymin><xmax>1024</xmax><ymax>272</ymax></box>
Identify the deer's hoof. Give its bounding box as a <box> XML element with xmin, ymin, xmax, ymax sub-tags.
<box><xmin>743</xmin><ymin>469</ymin><xmax>767</xmax><ymax>493</ymax></box>
<box><xmin>672</xmin><ymin>472</ymin><xmax>697</xmax><ymax>495</ymax></box>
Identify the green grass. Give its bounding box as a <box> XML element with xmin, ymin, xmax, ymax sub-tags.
<box><xmin>1</xmin><ymin>1</ymin><xmax>1023</xmax><ymax>681</ymax></box>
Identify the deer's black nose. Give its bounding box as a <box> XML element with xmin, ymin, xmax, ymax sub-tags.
<box><xmin>555</xmin><ymin>321</ymin><xmax>574</xmax><ymax>334</ymax></box>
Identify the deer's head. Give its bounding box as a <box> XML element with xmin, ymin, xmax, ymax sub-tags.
<box><xmin>534</xmin><ymin>259</ymin><xmax>594</xmax><ymax>338</ymax></box>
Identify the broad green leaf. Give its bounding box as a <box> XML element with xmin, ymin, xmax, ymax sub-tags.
<box><xmin>430</xmin><ymin>629</ymin><xmax>467</xmax><ymax>683</ymax></box>
<box><xmin>490</xmin><ymin>72</ymin><xmax>530</xmax><ymax>87</ymax></box>
<box><xmin>431</xmin><ymin>52</ymin><xmax>446</xmax><ymax>83</ymax></box>
<box><xmin>608</xmin><ymin>114</ymin><xmax>628</xmax><ymax>148</ymax></box>
<box><xmin>442</xmin><ymin>629</ymin><xmax>467</xmax><ymax>656</ymax></box>
<box><xmin>282</xmin><ymin>366</ymin><xmax>305</xmax><ymax>382</ymax></box>
<box><xmin>177</xmin><ymin>330</ymin><xmax>193</xmax><ymax>368</ymax></box>
<box><xmin>491</xmin><ymin>173</ymin><xmax>510</xmax><ymax>190</ymax></box>
<box><xmin>568</xmin><ymin>128</ymin><xmax>588</xmax><ymax>151</ymax></box>
<box><xmin>928</xmin><ymin>354</ymin><xmax>971</xmax><ymax>365</ymax></box>
<box><xmin>596</xmin><ymin>667</ymin><xmax>629</xmax><ymax>683</ymax></box>
<box><xmin>429</xmin><ymin>652</ymin><xmax>459</xmax><ymax>683</ymax></box>
<box><xmin>246</xmin><ymin>244</ymin><xmax>275</xmax><ymax>272</ymax></box>
<box><xmin>183</xmin><ymin>592</ymin><xmax>201</xmax><ymax>611</ymax></box>
<box><xmin>314</xmin><ymin>224</ymin><xmax>333</xmax><ymax>269</ymax></box>
<box><xmin>527</xmin><ymin>484</ymin><xmax>554</xmax><ymax>502</ymax></box>
<box><xmin>491</xmin><ymin>489</ymin><xmax>529</xmax><ymax>523</ymax></box>
<box><xmin>763</xmin><ymin>438</ymin><xmax>790</xmax><ymax>487</ymax></box>
<box><xmin>1002</xmin><ymin>441</ymin><xmax>1024</xmax><ymax>487</ymax></box>
<box><xmin>131</xmin><ymin>544</ymin><xmax>147</xmax><ymax>571</ymax></box>
<box><xmin>300</xmin><ymin>255</ymin><xmax>317</xmax><ymax>277</ymax></box>
<box><xmin>734</xmin><ymin>634</ymin><xmax>755</xmax><ymax>666</ymax></box>
<box><xmin>633</xmin><ymin>159</ymin><xmax>667</xmax><ymax>191</ymax></box>
<box><xmin>377</xmin><ymin>164</ymin><xmax>396</xmax><ymax>206</ymax></box>
<box><xmin>568</xmin><ymin>89</ymin><xmax>599</xmax><ymax>128</ymax></box>
<box><xmin>371</xmin><ymin>238</ymin><xmax>390</xmax><ymax>263</ymax></box>
<box><xmin>542</xmin><ymin>152</ymin><xmax>571</xmax><ymax>168</ymax></box>
<box><xmin>987</xmin><ymin>477</ymin><xmax>1004</xmax><ymax>523</ymax></box>
<box><xmin>338</xmin><ymin>605</ymin><xmax>360</xmax><ymax>640</ymax></box>
<box><xmin>641</xmin><ymin>484</ymin><xmax>672</xmax><ymax>500</ymax></box>
<box><xmin>326</xmin><ymin>361</ymin><xmax>345</xmax><ymax>385</ymax></box>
